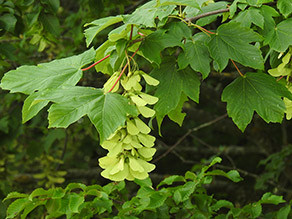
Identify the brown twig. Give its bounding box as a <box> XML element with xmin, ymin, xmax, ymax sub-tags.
<box><xmin>153</xmin><ymin>113</ymin><xmax>228</xmax><ymax>163</ymax></box>
<box><xmin>186</xmin><ymin>8</ymin><xmax>230</xmax><ymax>23</ymax></box>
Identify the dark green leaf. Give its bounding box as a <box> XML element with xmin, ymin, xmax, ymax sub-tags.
<box><xmin>41</xmin><ymin>0</ymin><xmax>60</xmax><ymax>13</ymax></box>
<box><xmin>168</xmin><ymin>94</ymin><xmax>188</xmax><ymax>126</ymax></box>
<box><xmin>0</xmin><ymin>13</ymin><xmax>17</xmax><ymax>32</ymax></box>
<box><xmin>232</xmin><ymin>7</ymin><xmax>264</xmax><ymax>29</ymax></box>
<box><xmin>265</xmin><ymin>18</ymin><xmax>292</xmax><ymax>52</ymax></box>
<box><xmin>178</xmin><ymin>34</ymin><xmax>211</xmax><ymax>78</ymax></box>
<box><xmin>39</xmin><ymin>13</ymin><xmax>61</xmax><ymax>36</ymax></box>
<box><xmin>140</xmin><ymin>22</ymin><xmax>191</xmax><ymax>65</ymax></box>
<box><xmin>208</xmin><ymin>22</ymin><xmax>264</xmax><ymax>71</ymax></box>
<box><xmin>222</xmin><ymin>73</ymin><xmax>292</xmax><ymax>131</ymax></box>
<box><xmin>195</xmin><ymin>2</ymin><xmax>228</xmax><ymax>27</ymax></box>
<box><xmin>151</xmin><ymin>58</ymin><xmax>200</xmax><ymax>124</ymax></box>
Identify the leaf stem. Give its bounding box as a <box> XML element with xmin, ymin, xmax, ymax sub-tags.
<box><xmin>107</xmin><ymin>47</ymin><xmax>140</xmax><ymax>93</ymax></box>
<box><xmin>193</xmin><ymin>24</ymin><xmax>215</xmax><ymax>35</ymax></box>
<box><xmin>81</xmin><ymin>54</ymin><xmax>110</xmax><ymax>71</ymax></box>
<box><xmin>129</xmin><ymin>24</ymin><xmax>134</xmax><ymax>40</ymax></box>
<box><xmin>231</xmin><ymin>59</ymin><xmax>244</xmax><ymax>77</ymax></box>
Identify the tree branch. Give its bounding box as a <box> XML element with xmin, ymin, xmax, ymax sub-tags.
<box><xmin>186</xmin><ymin>8</ymin><xmax>230</xmax><ymax>23</ymax></box>
<box><xmin>153</xmin><ymin>113</ymin><xmax>228</xmax><ymax>163</ymax></box>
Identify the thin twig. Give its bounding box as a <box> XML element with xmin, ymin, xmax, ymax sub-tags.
<box><xmin>129</xmin><ymin>24</ymin><xmax>134</xmax><ymax>40</ymax></box>
<box><xmin>55</xmin><ymin>129</ymin><xmax>68</xmax><ymax>170</ymax></box>
<box><xmin>81</xmin><ymin>55</ymin><xmax>110</xmax><ymax>71</ymax></box>
<box><xmin>107</xmin><ymin>46</ymin><xmax>140</xmax><ymax>93</ymax></box>
<box><xmin>186</xmin><ymin>8</ymin><xmax>230</xmax><ymax>22</ymax></box>
<box><xmin>153</xmin><ymin>113</ymin><xmax>228</xmax><ymax>163</ymax></box>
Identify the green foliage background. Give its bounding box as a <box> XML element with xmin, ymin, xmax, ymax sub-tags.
<box><xmin>1</xmin><ymin>0</ymin><xmax>292</xmax><ymax>218</ymax></box>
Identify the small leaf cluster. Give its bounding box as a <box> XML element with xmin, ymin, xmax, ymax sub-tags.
<box><xmin>4</xmin><ymin>157</ymin><xmax>291</xmax><ymax>219</ymax></box>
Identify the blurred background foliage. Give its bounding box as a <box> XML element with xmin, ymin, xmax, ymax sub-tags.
<box><xmin>1</xmin><ymin>0</ymin><xmax>292</xmax><ymax>218</ymax></box>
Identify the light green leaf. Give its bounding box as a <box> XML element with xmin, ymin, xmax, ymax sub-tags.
<box><xmin>134</xmin><ymin>118</ymin><xmax>151</xmax><ymax>134</ymax></box>
<box><xmin>108</xmin><ymin>24</ymin><xmax>131</xmax><ymax>42</ymax></box>
<box><xmin>21</xmin><ymin>200</ymin><xmax>46</xmax><ymax>219</ymax></box>
<box><xmin>211</xmin><ymin>200</ymin><xmax>233</xmax><ymax>211</ymax></box>
<box><xmin>3</xmin><ymin>192</ymin><xmax>28</xmax><ymax>202</ymax></box>
<box><xmin>65</xmin><ymin>183</ymin><xmax>86</xmax><ymax>192</ymax></box>
<box><xmin>84</xmin><ymin>15</ymin><xmax>123</xmax><ymax>47</ymax></box>
<box><xmin>277</xmin><ymin>205</ymin><xmax>291</xmax><ymax>219</ymax></box>
<box><xmin>260</xmin><ymin>192</ymin><xmax>285</xmax><ymax>205</ymax></box>
<box><xmin>123</xmin><ymin>1</ymin><xmax>175</xmax><ymax>28</ymax></box>
<box><xmin>277</xmin><ymin>0</ymin><xmax>292</xmax><ymax>18</ymax></box>
<box><xmin>6</xmin><ymin>198</ymin><xmax>29</xmax><ymax>219</ymax></box>
<box><xmin>141</xmin><ymin>73</ymin><xmax>160</xmax><ymax>86</ymax></box>
<box><xmin>37</xmin><ymin>86</ymin><xmax>137</xmax><ymax>142</ymax></box>
<box><xmin>265</xmin><ymin>18</ymin><xmax>292</xmax><ymax>52</ymax></box>
<box><xmin>0</xmin><ymin>48</ymin><xmax>95</xmax><ymax>95</ymax></box>
<box><xmin>94</xmin><ymin>40</ymin><xmax>115</xmax><ymax>75</ymax></box>
<box><xmin>157</xmin><ymin>175</ymin><xmax>186</xmax><ymax>189</ymax></box>
<box><xmin>138</xmin><ymin>147</ymin><xmax>156</xmax><ymax>158</ymax></box>
<box><xmin>208</xmin><ymin>22</ymin><xmax>264</xmax><ymax>71</ymax></box>
<box><xmin>158</xmin><ymin>0</ymin><xmax>199</xmax><ymax>8</ymax></box>
<box><xmin>69</xmin><ymin>194</ymin><xmax>84</xmax><ymax>213</ymax></box>
<box><xmin>222</xmin><ymin>73</ymin><xmax>292</xmax><ymax>131</ymax></box>
<box><xmin>205</xmin><ymin>170</ymin><xmax>243</xmax><ymax>182</ymax></box>
<box><xmin>28</xmin><ymin>188</ymin><xmax>48</xmax><ymax>201</ymax></box>
<box><xmin>22</xmin><ymin>92</ymin><xmax>49</xmax><ymax>123</ymax></box>
<box><xmin>284</xmin><ymin>87</ymin><xmax>292</xmax><ymax>120</ymax></box>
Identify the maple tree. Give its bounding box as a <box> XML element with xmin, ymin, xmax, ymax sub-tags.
<box><xmin>1</xmin><ymin>0</ymin><xmax>292</xmax><ymax>218</ymax></box>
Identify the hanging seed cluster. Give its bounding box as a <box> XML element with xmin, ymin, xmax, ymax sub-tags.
<box><xmin>99</xmin><ymin>70</ymin><xmax>159</xmax><ymax>181</ymax></box>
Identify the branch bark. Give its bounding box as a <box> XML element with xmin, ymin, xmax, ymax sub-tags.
<box><xmin>186</xmin><ymin>8</ymin><xmax>230</xmax><ymax>23</ymax></box>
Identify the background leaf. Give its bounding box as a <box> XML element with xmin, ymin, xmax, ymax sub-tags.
<box><xmin>222</xmin><ymin>73</ymin><xmax>292</xmax><ymax>131</ymax></box>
